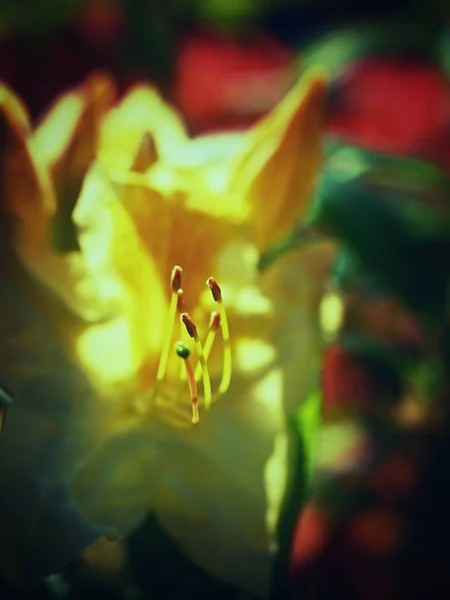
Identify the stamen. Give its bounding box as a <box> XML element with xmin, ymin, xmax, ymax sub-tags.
<box><xmin>207</xmin><ymin>276</ymin><xmax>222</xmax><ymax>302</ymax></box>
<box><xmin>175</xmin><ymin>341</ymin><xmax>199</xmax><ymax>424</ymax></box>
<box><xmin>155</xmin><ymin>266</ymin><xmax>183</xmax><ymax>384</ymax></box>
<box><xmin>194</xmin><ymin>311</ymin><xmax>221</xmax><ymax>381</ymax></box>
<box><xmin>206</xmin><ymin>277</ymin><xmax>232</xmax><ymax>396</ymax></box>
<box><xmin>177</xmin><ymin>288</ymin><xmax>188</xmax><ymax>381</ymax></box>
<box><xmin>181</xmin><ymin>313</ymin><xmax>212</xmax><ymax>411</ymax></box>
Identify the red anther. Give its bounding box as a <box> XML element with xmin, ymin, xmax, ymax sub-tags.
<box><xmin>206</xmin><ymin>277</ymin><xmax>222</xmax><ymax>302</ymax></box>
<box><xmin>171</xmin><ymin>266</ymin><xmax>183</xmax><ymax>292</ymax></box>
<box><xmin>180</xmin><ymin>313</ymin><xmax>197</xmax><ymax>338</ymax></box>
<box><xmin>209</xmin><ymin>311</ymin><xmax>221</xmax><ymax>332</ymax></box>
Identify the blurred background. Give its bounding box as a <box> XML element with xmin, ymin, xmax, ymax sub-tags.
<box><xmin>0</xmin><ymin>1</ymin><xmax>449</xmax><ymax>599</ymax></box>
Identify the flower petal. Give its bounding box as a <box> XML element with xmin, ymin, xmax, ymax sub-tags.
<box><xmin>33</xmin><ymin>72</ymin><xmax>116</xmax><ymax>251</ymax></box>
<box><xmin>228</xmin><ymin>69</ymin><xmax>328</xmax><ymax>253</ymax></box>
<box><xmin>0</xmin><ymin>82</ymin><xmax>54</xmax><ymax>222</ymax></box>
<box><xmin>98</xmin><ymin>85</ymin><xmax>188</xmax><ymax>172</ymax></box>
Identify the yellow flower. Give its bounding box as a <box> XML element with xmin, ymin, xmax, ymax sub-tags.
<box><xmin>0</xmin><ymin>70</ymin><xmax>334</xmax><ymax>597</ymax></box>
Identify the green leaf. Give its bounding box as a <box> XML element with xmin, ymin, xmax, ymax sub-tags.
<box><xmin>301</xmin><ymin>21</ymin><xmax>435</xmax><ymax>77</ymax></box>
<box><xmin>324</xmin><ymin>143</ymin><xmax>450</xmax><ymax>217</ymax></box>
<box><xmin>306</xmin><ymin>167</ymin><xmax>450</xmax><ymax>325</ymax></box>
<box><xmin>289</xmin><ymin>390</ymin><xmax>322</xmax><ymax>485</ymax></box>
<box><xmin>270</xmin><ymin>390</ymin><xmax>321</xmax><ymax>598</ymax></box>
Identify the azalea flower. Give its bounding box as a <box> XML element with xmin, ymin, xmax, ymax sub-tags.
<box><xmin>0</xmin><ymin>68</ymin><xmax>333</xmax><ymax>597</ymax></box>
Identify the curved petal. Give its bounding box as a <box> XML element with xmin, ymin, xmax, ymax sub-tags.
<box><xmin>99</xmin><ymin>85</ymin><xmax>188</xmax><ymax>171</ymax></box>
<box><xmin>0</xmin><ymin>82</ymin><xmax>54</xmax><ymax>222</ymax></box>
<box><xmin>228</xmin><ymin>69</ymin><xmax>328</xmax><ymax>253</ymax></box>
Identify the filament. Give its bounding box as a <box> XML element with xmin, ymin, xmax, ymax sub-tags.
<box><xmin>194</xmin><ymin>311</ymin><xmax>220</xmax><ymax>382</ymax></box>
<box><xmin>177</xmin><ymin>289</ymin><xmax>188</xmax><ymax>381</ymax></box>
<box><xmin>148</xmin><ymin>266</ymin><xmax>182</xmax><ymax>407</ymax></box>
<box><xmin>207</xmin><ymin>277</ymin><xmax>232</xmax><ymax>396</ymax></box>
<box><xmin>155</xmin><ymin>290</ymin><xmax>178</xmax><ymax>382</ymax></box>
<box><xmin>175</xmin><ymin>341</ymin><xmax>199</xmax><ymax>424</ymax></box>
<box><xmin>181</xmin><ymin>313</ymin><xmax>212</xmax><ymax>411</ymax></box>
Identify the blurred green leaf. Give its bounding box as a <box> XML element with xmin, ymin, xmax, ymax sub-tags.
<box><xmin>305</xmin><ymin>148</ymin><xmax>450</xmax><ymax>326</ymax></box>
<box><xmin>439</xmin><ymin>27</ymin><xmax>450</xmax><ymax>75</ymax></box>
<box><xmin>270</xmin><ymin>390</ymin><xmax>322</xmax><ymax>598</ymax></box>
<box><xmin>330</xmin><ymin>246</ymin><xmax>386</xmax><ymax>297</ymax></box>
<box><xmin>406</xmin><ymin>358</ymin><xmax>447</xmax><ymax>401</ymax></box>
<box><xmin>325</xmin><ymin>143</ymin><xmax>450</xmax><ymax>213</ymax></box>
<box><xmin>301</xmin><ymin>21</ymin><xmax>436</xmax><ymax>77</ymax></box>
<box><xmin>290</xmin><ymin>390</ymin><xmax>322</xmax><ymax>484</ymax></box>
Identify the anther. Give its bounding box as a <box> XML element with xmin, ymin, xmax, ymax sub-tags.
<box><xmin>206</xmin><ymin>277</ymin><xmax>222</xmax><ymax>302</ymax></box>
<box><xmin>209</xmin><ymin>311</ymin><xmax>221</xmax><ymax>332</ymax></box>
<box><xmin>171</xmin><ymin>266</ymin><xmax>183</xmax><ymax>293</ymax></box>
<box><xmin>180</xmin><ymin>312</ymin><xmax>197</xmax><ymax>338</ymax></box>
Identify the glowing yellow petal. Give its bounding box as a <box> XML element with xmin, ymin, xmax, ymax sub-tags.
<box><xmin>34</xmin><ymin>92</ymin><xmax>85</xmax><ymax>167</ymax></box>
<box><xmin>33</xmin><ymin>72</ymin><xmax>115</xmax><ymax>234</ymax></box>
<box><xmin>99</xmin><ymin>86</ymin><xmax>188</xmax><ymax>171</ymax></box>
<box><xmin>35</xmin><ymin>72</ymin><xmax>115</xmax><ymax>169</ymax></box>
<box><xmin>72</xmin><ymin>169</ymin><xmax>167</xmax><ymax>390</ymax></box>
<box><xmin>0</xmin><ymin>82</ymin><xmax>55</xmax><ymax>223</ymax></box>
<box><xmin>228</xmin><ymin>68</ymin><xmax>328</xmax><ymax>253</ymax></box>
<box><xmin>0</xmin><ymin>83</ymin><xmax>30</xmax><ymax>133</ymax></box>
<box><xmin>111</xmin><ymin>175</ymin><xmax>240</xmax><ymax>307</ymax></box>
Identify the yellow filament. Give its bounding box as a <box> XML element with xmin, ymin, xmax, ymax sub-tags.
<box><xmin>179</xmin><ymin>324</ymin><xmax>189</xmax><ymax>381</ymax></box>
<box><xmin>217</xmin><ymin>301</ymin><xmax>232</xmax><ymax>396</ymax></box>
<box><xmin>184</xmin><ymin>356</ymin><xmax>199</xmax><ymax>425</ymax></box>
<box><xmin>156</xmin><ymin>291</ymin><xmax>178</xmax><ymax>383</ymax></box>
<box><xmin>194</xmin><ymin>328</ymin><xmax>217</xmax><ymax>382</ymax></box>
<box><xmin>193</xmin><ymin>331</ymin><xmax>212</xmax><ymax>411</ymax></box>
<box><xmin>177</xmin><ymin>291</ymin><xmax>188</xmax><ymax>381</ymax></box>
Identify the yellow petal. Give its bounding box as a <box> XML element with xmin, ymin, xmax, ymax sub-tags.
<box><xmin>112</xmin><ymin>176</ymin><xmax>240</xmax><ymax>307</ymax></box>
<box><xmin>34</xmin><ymin>72</ymin><xmax>116</xmax><ymax>218</ymax></box>
<box><xmin>0</xmin><ymin>82</ymin><xmax>55</xmax><ymax>224</ymax></box>
<box><xmin>99</xmin><ymin>86</ymin><xmax>188</xmax><ymax>172</ymax></box>
<box><xmin>228</xmin><ymin>68</ymin><xmax>328</xmax><ymax>253</ymax></box>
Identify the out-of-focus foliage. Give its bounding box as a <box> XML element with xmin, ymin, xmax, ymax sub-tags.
<box><xmin>0</xmin><ymin>0</ymin><xmax>84</xmax><ymax>38</ymax></box>
<box><xmin>302</xmin><ymin>22</ymin><xmax>437</xmax><ymax>75</ymax></box>
<box><xmin>307</xmin><ymin>145</ymin><xmax>450</xmax><ymax>324</ymax></box>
